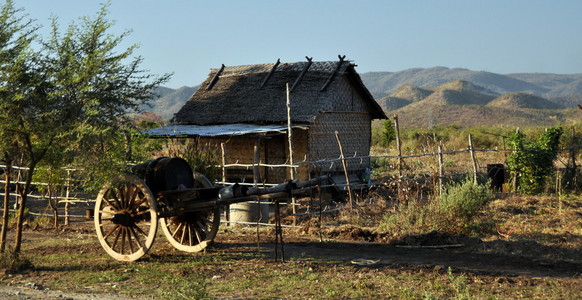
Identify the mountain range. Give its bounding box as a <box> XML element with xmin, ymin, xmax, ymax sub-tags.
<box><xmin>145</xmin><ymin>67</ymin><xmax>582</xmax><ymax>127</ymax></box>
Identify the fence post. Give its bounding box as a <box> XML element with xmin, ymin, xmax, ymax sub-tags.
<box><xmin>0</xmin><ymin>160</ymin><xmax>11</xmax><ymax>251</ymax></box>
<box><xmin>438</xmin><ymin>145</ymin><xmax>444</xmax><ymax>196</ymax></box>
<box><xmin>221</xmin><ymin>142</ymin><xmax>230</xmax><ymax>225</ymax></box>
<box><xmin>393</xmin><ymin>114</ymin><xmax>403</xmax><ymax>201</ymax></box>
<box><xmin>286</xmin><ymin>83</ymin><xmax>297</xmax><ymax>225</ymax></box>
<box><xmin>335</xmin><ymin>131</ymin><xmax>354</xmax><ymax>207</ymax></box>
<box><xmin>64</xmin><ymin>169</ymin><xmax>71</xmax><ymax>226</ymax></box>
<box><xmin>468</xmin><ymin>134</ymin><xmax>478</xmax><ymax>184</ymax></box>
<box><xmin>570</xmin><ymin>127</ymin><xmax>577</xmax><ymax>191</ymax></box>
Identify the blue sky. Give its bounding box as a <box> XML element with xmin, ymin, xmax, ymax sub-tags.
<box><xmin>15</xmin><ymin>0</ymin><xmax>582</xmax><ymax>88</ymax></box>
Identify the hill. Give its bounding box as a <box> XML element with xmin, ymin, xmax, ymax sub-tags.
<box><xmin>389</xmin><ymin>84</ymin><xmax>433</xmax><ymax>101</ymax></box>
<box><xmin>360</xmin><ymin>67</ymin><xmax>582</xmax><ymax>107</ymax></box>
<box><xmin>144</xmin><ymin>86</ymin><xmax>198</xmax><ymax>120</ymax></box>
<box><xmin>394</xmin><ymin>104</ymin><xmax>574</xmax><ymax>128</ymax></box>
<box><xmin>487</xmin><ymin>92</ymin><xmax>565</xmax><ymax>110</ymax></box>
<box><xmin>385</xmin><ymin>79</ymin><xmax>577</xmax><ymax>128</ymax></box>
<box><xmin>377</xmin><ymin>96</ymin><xmax>412</xmax><ymax>111</ymax></box>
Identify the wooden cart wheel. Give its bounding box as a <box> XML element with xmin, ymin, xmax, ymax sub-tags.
<box><xmin>94</xmin><ymin>174</ymin><xmax>158</xmax><ymax>262</ymax></box>
<box><xmin>160</xmin><ymin>172</ymin><xmax>221</xmax><ymax>252</ymax></box>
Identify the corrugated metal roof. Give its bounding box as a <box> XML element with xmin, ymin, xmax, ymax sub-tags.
<box><xmin>141</xmin><ymin>124</ymin><xmax>309</xmax><ymax>138</ymax></box>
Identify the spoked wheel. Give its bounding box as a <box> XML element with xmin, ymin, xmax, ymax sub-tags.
<box><xmin>160</xmin><ymin>172</ymin><xmax>221</xmax><ymax>252</ymax></box>
<box><xmin>94</xmin><ymin>174</ymin><xmax>158</xmax><ymax>262</ymax></box>
<box><xmin>160</xmin><ymin>208</ymin><xmax>221</xmax><ymax>252</ymax></box>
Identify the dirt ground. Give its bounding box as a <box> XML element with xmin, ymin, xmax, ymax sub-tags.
<box><xmin>0</xmin><ymin>219</ymin><xmax>579</xmax><ymax>299</ymax></box>
<box><xmin>0</xmin><ymin>192</ymin><xmax>580</xmax><ymax>299</ymax></box>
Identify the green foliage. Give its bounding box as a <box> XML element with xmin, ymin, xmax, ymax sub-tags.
<box><xmin>379</xmin><ymin>120</ymin><xmax>396</xmax><ymax>147</ymax></box>
<box><xmin>437</xmin><ymin>179</ymin><xmax>493</xmax><ymax>223</ymax></box>
<box><xmin>0</xmin><ymin>0</ymin><xmax>38</xmax><ymax>162</ymax></box>
<box><xmin>0</xmin><ymin>249</ymin><xmax>32</xmax><ymax>272</ymax></box>
<box><xmin>380</xmin><ymin>179</ymin><xmax>493</xmax><ymax>235</ymax></box>
<box><xmin>0</xmin><ymin>1</ymin><xmax>170</xmax><ymax>254</ymax></box>
<box><xmin>158</xmin><ymin>138</ymin><xmax>221</xmax><ymax>183</ymax></box>
<box><xmin>506</xmin><ymin>127</ymin><xmax>563</xmax><ymax>194</ymax></box>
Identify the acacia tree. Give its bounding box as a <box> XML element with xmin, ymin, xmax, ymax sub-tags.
<box><xmin>0</xmin><ymin>0</ymin><xmax>38</xmax><ymax>252</ymax></box>
<box><xmin>3</xmin><ymin>2</ymin><xmax>170</xmax><ymax>255</ymax></box>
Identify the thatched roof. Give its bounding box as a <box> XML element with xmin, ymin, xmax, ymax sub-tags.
<box><xmin>173</xmin><ymin>59</ymin><xmax>386</xmax><ymax>125</ymax></box>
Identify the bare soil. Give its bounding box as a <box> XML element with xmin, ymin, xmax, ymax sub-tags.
<box><xmin>0</xmin><ymin>194</ymin><xmax>580</xmax><ymax>299</ymax></box>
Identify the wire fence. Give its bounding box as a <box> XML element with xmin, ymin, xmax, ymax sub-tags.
<box><xmin>0</xmin><ymin>134</ymin><xmax>580</xmax><ymax>227</ymax></box>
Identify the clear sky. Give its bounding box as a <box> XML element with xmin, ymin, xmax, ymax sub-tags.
<box><xmin>14</xmin><ymin>0</ymin><xmax>582</xmax><ymax>88</ymax></box>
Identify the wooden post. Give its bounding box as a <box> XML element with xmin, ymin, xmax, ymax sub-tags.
<box><xmin>468</xmin><ymin>134</ymin><xmax>478</xmax><ymax>184</ymax></box>
<box><xmin>253</xmin><ymin>139</ymin><xmax>260</xmax><ymax>187</ymax></box>
<box><xmin>335</xmin><ymin>131</ymin><xmax>354</xmax><ymax>206</ymax></box>
<box><xmin>221</xmin><ymin>142</ymin><xmax>229</xmax><ymax>225</ymax></box>
<box><xmin>438</xmin><ymin>145</ymin><xmax>444</xmax><ymax>196</ymax></box>
<box><xmin>393</xmin><ymin>114</ymin><xmax>403</xmax><ymax>201</ymax></box>
<box><xmin>570</xmin><ymin>127</ymin><xmax>577</xmax><ymax>190</ymax></box>
<box><xmin>286</xmin><ymin>83</ymin><xmax>297</xmax><ymax>225</ymax></box>
<box><xmin>254</xmin><ymin>140</ymin><xmax>262</xmax><ymax>247</ymax></box>
<box><xmin>221</xmin><ymin>143</ymin><xmax>227</xmax><ymax>184</ymax></box>
<box><xmin>1</xmin><ymin>160</ymin><xmax>11</xmax><ymax>251</ymax></box>
<box><xmin>64</xmin><ymin>169</ymin><xmax>71</xmax><ymax>226</ymax></box>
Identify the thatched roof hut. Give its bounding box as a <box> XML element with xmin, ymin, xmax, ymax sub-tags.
<box><xmin>149</xmin><ymin>57</ymin><xmax>386</xmax><ymax>184</ymax></box>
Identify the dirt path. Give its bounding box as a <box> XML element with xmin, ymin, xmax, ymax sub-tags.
<box><xmin>216</xmin><ymin>237</ymin><xmax>581</xmax><ymax>279</ymax></box>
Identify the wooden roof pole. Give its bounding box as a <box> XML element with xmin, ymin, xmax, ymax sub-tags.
<box><xmin>290</xmin><ymin>56</ymin><xmax>313</xmax><ymax>92</ymax></box>
<box><xmin>206</xmin><ymin>64</ymin><xmax>225</xmax><ymax>90</ymax></box>
<box><xmin>320</xmin><ymin>55</ymin><xmax>346</xmax><ymax>92</ymax></box>
<box><xmin>260</xmin><ymin>58</ymin><xmax>280</xmax><ymax>88</ymax></box>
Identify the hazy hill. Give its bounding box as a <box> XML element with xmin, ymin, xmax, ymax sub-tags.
<box><xmin>415</xmin><ymin>89</ymin><xmax>496</xmax><ymax>106</ymax></box>
<box><xmin>360</xmin><ymin>67</ymin><xmax>582</xmax><ymax>106</ymax></box>
<box><xmin>389</xmin><ymin>84</ymin><xmax>433</xmax><ymax>101</ymax></box>
<box><xmin>487</xmin><ymin>92</ymin><xmax>565</xmax><ymax>110</ymax></box>
<box><xmin>385</xmin><ymin>78</ymin><xmax>577</xmax><ymax>128</ymax></box>
<box><xmin>376</xmin><ymin>96</ymin><xmax>412</xmax><ymax>111</ymax></box>
<box><xmin>394</xmin><ymin>104</ymin><xmax>572</xmax><ymax>128</ymax></box>
<box><xmin>144</xmin><ymin>86</ymin><xmax>198</xmax><ymax>120</ymax></box>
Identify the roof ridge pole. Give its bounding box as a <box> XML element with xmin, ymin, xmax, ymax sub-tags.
<box><xmin>290</xmin><ymin>56</ymin><xmax>313</xmax><ymax>92</ymax></box>
<box><xmin>206</xmin><ymin>64</ymin><xmax>225</xmax><ymax>90</ymax></box>
<box><xmin>320</xmin><ymin>55</ymin><xmax>346</xmax><ymax>92</ymax></box>
<box><xmin>260</xmin><ymin>58</ymin><xmax>280</xmax><ymax>88</ymax></box>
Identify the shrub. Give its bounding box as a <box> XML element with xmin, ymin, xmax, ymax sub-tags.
<box><xmin>506</xmin><ymin>127</ymin><xmax>563</xmax><ymax>194</ymax></box>
<box><xmin>0</xmin><ymin>250</ymin><xmax>33</xmax><ymax>272</ymax></box>
<box><xmin>437</xmin><ymin>179</ymin><xmax>493</xmax><ymax>222</ymax></box>
<box><xmin>380</xmin><ymin>179</ymin><xmax>493</xmax><ymax>235</ymax></box>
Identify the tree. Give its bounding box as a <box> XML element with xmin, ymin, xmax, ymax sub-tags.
<box><xmin>380</xmin><ymin>119</ymin><xmax>396</xmax><ymax>147</ymax></box>
<box><xmin>0</xmin><ymin>0</ymin><xmax>38</xmax><ymax>252</ymax></box>
<box><xmin>1</xmin><ymin>1</ymin><xmax>170</xmax><ymax>255</ymax></box>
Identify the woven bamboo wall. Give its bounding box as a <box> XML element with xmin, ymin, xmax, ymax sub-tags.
<box><xmin>198</xmin><ymin>129</ymin><xmax>309</xmax><ymax>184</ymax></box>
<box><xmin>307</xmin><ymin>77</ymin><xmax>372</xmax><ymax>174</ymax></box>
<box><xmin>308</xmin><ymin>112</ymin><xmax>371</xmax><ymax>173</ymax></box>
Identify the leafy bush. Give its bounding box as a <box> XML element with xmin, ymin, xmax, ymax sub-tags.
<box><xmin>506</xmin><ymin>127</ymin><xmax>563</xmax><ymax>194</ymax></box>
<box><xmin>380</xmin><ymin>179</ymin><xmax>493</xmax><ymax>235</ymax></box>
<box><xmin>437</xmin><ymin>179</ymin><xmax>493</xmax><ymax>223</ymax></box>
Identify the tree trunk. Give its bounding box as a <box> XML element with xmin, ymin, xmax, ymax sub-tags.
<box><xmin>13</xmin><ymin>165</ymin><xmax>35</xmax><ymax>255</ymax></box>
<box><xmin>47</xmin><ymin>184</ymin><xmax>59</xmax><ymax>228</ymax></box>
<box><xmin>0</xmin><ymin>160</ymin><xmax>11</xmax><ymax>252</ymax></box>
